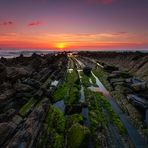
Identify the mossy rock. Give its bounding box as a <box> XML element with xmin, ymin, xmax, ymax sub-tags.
<box><xmin>46</xmin><ymin>106</ymin><xmax>65</xmax><ymax>133</ymax></box>
<box><xmin>51</xmin><ymin>133</ymin><xmax>64</xmax><ymax>148</ymax></box>
<box><xmin>66</xmin><ymin>114</ymin><xmax>83</xmax><ymax>128</ymax></box>
<box><xmin>67</xmin><ymin>123</ymin><xmax>90</xmax><ymax>148</ymax></box>
<box><xmin>52</xmin><ymin>83</ymin><xmax>69</xmax><ymax>102</ymax></box>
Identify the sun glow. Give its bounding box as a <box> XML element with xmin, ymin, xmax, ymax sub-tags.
<box><xmin>56</xmin><ymin>43</ymin><xmax>66</xmax><ymax>50</ymax></box>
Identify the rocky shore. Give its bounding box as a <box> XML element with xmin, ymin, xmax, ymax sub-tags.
<box><xmin>79</xmin><ymin>51</ymin><xmax>148</xmax><ymax>81</ymax></box>
<box><xmin>0</xmin><ymin>53</ymin><xmax>68</xmax><ymax>147</ymax></box>
<box><xmin>0</xmin><ymin>51</ymin><xmax>148</xmax><ymax>148</ymax></box>
<box><xmin>78</xmin><ymin>51</ymin><xmax>148</xmax><ymax>141</ymax></box>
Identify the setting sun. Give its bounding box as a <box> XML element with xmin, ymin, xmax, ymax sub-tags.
<box><xmin>56</xmin><ymin>43</ymin><xmax>66</xmax><ymax>49</ymax></box>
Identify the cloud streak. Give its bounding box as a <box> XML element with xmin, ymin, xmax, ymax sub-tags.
<box><xmin>0</xmin><ymin>32</ymin><xmax>147</xmax><ymax>49</ymax></box>
<box><xmin>28</xmin><ymin>21</ymin><xmax>42</xmax><ymax>26</ymax></box>
<box><xmin>0</xmin><ymin>21</ymin><xmax>14</xmax><ymax>26</ymax></box>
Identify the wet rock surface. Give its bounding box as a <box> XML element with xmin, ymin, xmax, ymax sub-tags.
<box><xmin>1</xmin><ymin>51</ymin><xmax>148</xmax><ymax>148</ymax></box>
<box><xmin>78</xmin><ymin>52</ymin><xmax>148</xmax><ymax>145</ymax></box>
<box><xmin>79</xmin><ymin>51</ymin><xmax>148</xmax><ymax>80</ymax></box>
<box><xmin>0</xmin><ymin>53</ymin><xmax>68</xmax><ymax>147</ymax></box>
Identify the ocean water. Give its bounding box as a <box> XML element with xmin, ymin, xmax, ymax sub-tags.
<box><xmin>0</xmin><ymin>49</ymin><xmax>55</xmax><ymax>58</ymax></box>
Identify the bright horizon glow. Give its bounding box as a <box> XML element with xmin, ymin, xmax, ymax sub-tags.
<box><xmin>56</xmin><ymin>43</ymin><xmax>66</xmax><ymax>50</ymax></box>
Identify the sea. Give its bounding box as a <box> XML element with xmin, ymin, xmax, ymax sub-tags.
<box><xmin>0</xmin><ymin>49</ymin><xmax>147</xmax><ymax>59</ymax></box>
<box><xmin>0</xmin><ymin>49</ymin><xmax>56</xmax><ymax>58</ymax></box>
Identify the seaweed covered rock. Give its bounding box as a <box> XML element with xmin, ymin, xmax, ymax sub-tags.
<box><xmin>22</xmin><ymin>78</ymin><xmax>41</xmax><ymax>89</ymax></box>
<box><xmin>30</xmin><ymin>58</ymin><xmax>42</xmax><ymax>71</ymax></box>
<box><xmin>7</xmin><ymin>67</ymin><xmax>30</xmax><ymax>83</ymax></box>
<box><xmin>131</xmin><ymin>82</ymin><xmax>148</xmax><ymax>91</ymax></box>
<box><xmin>7</xmin><ymin>104</ymin><xmax>46</xmax><ymax>148</ymax></box>
<box><xmin>67</xmin><ymin>123</ymin><xmax>90</xmax><ymax>148</ymax></box>
<box><xmin>14</xmin><ymin>83</ymin><xmax>34</xmax><ymax>92</ymax></box>
<box><xmin>37</xmin><ymin>106</ymin><xmax>65</xmax><ymax>148</ymax></box>
<box><xmin>66</xmin><ymin>114</ymin><xmax>83</xmax><ymax>128</ymax></box>
<box><xmin>0</xmin><ymin>108</ymin><xmax>16</xmax><ymax>122</ymax></box>
<box><xmin>0</xmin><ymin>89</ymin><xmax>15</xmax><ymax>103</ymax></box>
<box><xmin>0</xmin><ymin>122</ymin><xmax>17</xmax><ymax>147</ymax></box>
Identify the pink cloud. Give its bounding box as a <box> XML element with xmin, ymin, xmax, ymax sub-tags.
<box><xmin>0</xmin><ymin>21</ymin><xmax>14</xmax><ymax>26</ymax></box>
<box><xmin>28</xmin><ymin>21</ymin><xmax>42</xmax><ymax>26</ymax></box>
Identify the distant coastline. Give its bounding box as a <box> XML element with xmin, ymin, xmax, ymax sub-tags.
<box><xmin>0</xmin><ymin>49</ymin><xmax>56</xmax><ymax>58</ymax></box>
<box><xmin>0</xmin><ymin>49</ymin><xmax>148</xmax><ymax>58</ymax></box>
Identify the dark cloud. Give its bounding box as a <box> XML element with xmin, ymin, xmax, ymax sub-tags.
<box><xmin>0</xmin><ymin>21</ymin><xmax>14</xmax><ymax>26</ymax></box>
<box><xmin>28</xmin><ymin>21</ymin><xmax>42</xmax><ymax>26</ymax></box>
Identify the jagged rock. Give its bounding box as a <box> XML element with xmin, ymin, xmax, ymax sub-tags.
<box><xmin>14</xmin><ymin>83</ymin><xmax>34</xmax><ymax>92</ymax></box>
<box><xmin>110</xmin><ymin>78</ymin><xmax>125</xmax><ymax>84</ymax></box>
<box><xmin>127</xmin><ymin>94</ymin><xmax>148</xmax><ymax>109</ymax></box>
<box><xmin>34</xmin><ymin>89</ymin><xmax>43</xmax><ymax>99</ymax></box>
<box><xmin>0</xmin><ymin>62</ymin><xmax>7</xmax><ymax>83</ymax></box>
<box><xmin>7</xmin><ymin>106</ymin><xmax>45</xmax><ymax>148</ymax></box>
<box><xmin>0</xmin><ymin>108</ymin><xmax>16</xmax><ymax>122</ymax></box>
<box><xmin>42</xmin><ymin>88</ymin><xmax>51</xmax><ymax>98</ymax></box>
<box><xmin>107</xmin><ymin>73</ymin><xmax>119</xmax><ymax>79</ymax></box>
<box><xmin>15</xmin><ymin>92</ymin><xmax>33</xmax><ymax>99</ymax></box>
<box><xmin>104</xmin><ymin>65</ymin><xmax>118</xmax><ymax>72</ymax></box>
<box><xmin>0</xmin><ymin>62</ymin><xmax>6</xmax><ymax>71</ymax></box>
<box><xmin>114</xmin><ymin>85</ymin><xmax>132</xmax><ymax>94</ymax></box>
<box><xmin>0</xmin><ymin>53</ymin><xmax>69</xmax><ymax>147</ymax></box>
<box><xmin>0</xmin><ymin>122</ymin><xmax>17</xmax><ymax>146</ymax></box>
<box><xmin>108</xmin><ymin>71</ymin><xmax>131</xmax><ymax>80</ymax></box>
<box><xmin>83</xmin><ymin>67</ymin><xmax>92</xmax><ymax>76</ymax></box>
<box><xmin>12</xmin><ymin>115</ymin><xmax>23</xmax><ymax>125</ymax></box>
<box><xmin>7</xmin><ymin>67</ymin><xmax>30</xmax><ymax>83</ymax></box>
<box><xmin>112</xmin><ymin>81</ymin><xmax>126</xmax><ymax>87</ymax></box>
<box><xmin>112</xmin><ymin>71</ymin><xmax>131</xmax><ymax>78</ymax></box>
<box><xmin>0</xmin><ymin>57</ymin><xmax>7</xmax><ymax>63</ymax></box>
<box><xmin>0</xmin><ymin>89</ymin><xmax>15</xmax><ymax>102</ymax></box>
<box><xmin>6</xmin><ymin>108</ymin><xmax>16</xmax><ymax>117</ymax></box>
<box><xmin>40</xmin><ymin>72</ymin><xmax>51</xmax><ymax>83</ymax></box>
<box><xmin>23</xmin><ymin>78</ymin><xmax>40</xmax><ymax>89</ymax></box>
<box><xmin>131</xmin><ymin>82</ymin><xmax>148</xmax><ymax>91</ymax></box>
<box><xmin>30</xmin><ymin>57</ymin><xmax>42</xmax><ymax>71</ymax></box>
<box><xmin>32</xmin><ymin>72</ymin><xmax>41</xmax><ymax>80</ymax></box>
<box><xmin>0</xmin><ymin>82</ymin><xmax>12</xmax><ymax>93</ymax></box>
<box><xmin>41</xmin><ymin>98</ymin><xmax>49</xmax><ymax>111</ymax></box>
<box><xmin>9</xmin><ymin>130</ymin><xmax>32</xmax><ymax>148</ymax></box>
<box><xmin>125</xmin><ymin>78</ymin><xmax>141</xmax><ymax>84</ymax></box>
<box><xmin>31</xmin><ymin>53</ymin><xmax>40</xmax><ymax>58</ymax></box>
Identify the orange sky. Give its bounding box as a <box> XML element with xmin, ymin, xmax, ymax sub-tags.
<box><xmin>0</xmin><ymin>0</ymin><xmax>148</xmax><ymax>50</ymax></box>
<box><xmin>0</xmin><ymin>32</ymin><xmax>148</xmax><ymax>50</ymax></box>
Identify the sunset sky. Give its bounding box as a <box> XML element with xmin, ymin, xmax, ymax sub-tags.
<box><xmin>0</xmin><ymin>0</ymin><xmax>148</xmax><ymax>50</ymax></box>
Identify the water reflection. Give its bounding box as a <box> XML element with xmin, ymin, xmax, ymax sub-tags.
<box><xmin>51</xmin><ymin>80</ymin><xmax>59</xmax><ymax>87</ymax></box>
<box><xmin>68</xmin><ymin>69</ymin><xmax>73</xmax><ymax>73</ymax></box>
<box><xmin>53</xmin><ymin>100</ymin><xmax>65</xmax><ymax>112</ymax></box>
<box><xmin>80</xmin><ymin>86</ymin><xmax>85</xmax><ymax>102</ymax></box>
<box><xmin>82</xmin><ymin>108</ymin><xmax>90</xmax><ymax>127</ymax></box>
<box><xmin>91</xmin><ymin>72</ymin><xmax>109</xmax><ymax>96</ymax></box>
